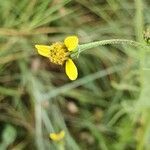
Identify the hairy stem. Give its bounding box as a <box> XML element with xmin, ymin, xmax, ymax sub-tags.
<box><xmin>78</xmin><ymin>39</ymin><xmax>149</xmax><ymax>52</ymax></box>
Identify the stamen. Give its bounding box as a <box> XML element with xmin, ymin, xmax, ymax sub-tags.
<box><xmin>49</xmin><ymin>42</ymin><xmax>69</xmax><ymax>65</ymax></box>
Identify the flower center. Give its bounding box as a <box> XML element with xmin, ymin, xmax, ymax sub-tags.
<box><xmin>49</xmin><ymin>42</ymin><xmax>68</xmax><ymax>65</ymax></box>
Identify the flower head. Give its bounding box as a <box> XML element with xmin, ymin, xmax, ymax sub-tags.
<box><xmin>35</xmin><ymin>36</ymin><xmax>78</xmax><ymax>80</ymax></box>
<box><xmin>49</xmin><ymin>130</ymin><xmax>65</xmax><ymax>142</ymax></box>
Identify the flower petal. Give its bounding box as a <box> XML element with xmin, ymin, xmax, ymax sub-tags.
<box><xmin>64</xmin><ymin>36</ymin><xmax>78</xmax><ymax>51</ymax></box>
<box><xmin>35</xmin><ymin>45</ymin><xmax>50</xmax><ymax>57</ymax></box>
<box><xmin>49</xmin><ymin>131</ymin><xmax>65</xmax><ymax>141</ymax></box>
<box><xmin>65</xmin><ymin>59</ymin><xmax>78</xmax><ymax>80</ymax></box>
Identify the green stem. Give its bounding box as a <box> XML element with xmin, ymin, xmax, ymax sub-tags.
<box><xmin>35</xmin><ymin>102</ymin><xmax>44</xmax><ymax>150</ymax></box>
<box><xmin>79</xmin><ymin>39</ymin><xmax>148</xmax><ymax>52</ymax></box>
<box><xmin>57</xmin><ymin>141</ymin><xmax>65</xmax><ymax>150</ymax></box>
<box><xmin>70</xmin><ymin>39</ymin><xmax>149</xmax><ymax>58</ymax></box>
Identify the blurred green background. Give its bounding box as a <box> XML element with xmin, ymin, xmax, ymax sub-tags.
<box><xmin>0</xmin><ymin>0</ymin><xmax>150</xmax><ymax>150</ymax></box>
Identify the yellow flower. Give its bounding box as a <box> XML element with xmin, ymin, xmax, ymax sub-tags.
<box><xmin>35</xmin><ymin>36</ymin><xmax>78</xmax><ymax>80</ymax></box>
<box><xmin>49</xmin><ymin>130</ymin><xmax>65</xmax><ymax>142</ymax></box>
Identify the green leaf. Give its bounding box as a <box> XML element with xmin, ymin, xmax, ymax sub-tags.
<box><xmin>1</xmin><ymin>125</ymin><xmax>17</xmax><ymax>148</ymax></box>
